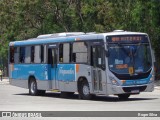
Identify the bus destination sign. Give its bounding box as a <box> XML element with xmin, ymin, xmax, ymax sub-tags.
<box><xmin>107</xmin><ymin>35</ymin><xmax>148</xmax><ymax>43</ymax></box>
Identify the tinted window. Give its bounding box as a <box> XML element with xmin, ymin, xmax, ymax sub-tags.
<box><xmin>59</xmin><ymin>43</ymin><xmax>70</xmax><ymax>63</ymax></box>
<box><xmin>19</xmin><ymin>47</ymin><xmax>25</xmax><ymax>63</ymax></box>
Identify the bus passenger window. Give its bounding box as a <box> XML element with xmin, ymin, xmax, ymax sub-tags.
<box><xmin>19</xmin><ymin>47</ymin><xmax>25</xmax><ymax>63</ymax></box>
<box><xmin>10</xmin><ymin>47</ymin><xmax>14</xmax><ymax>63</ymax></box>
<box><xmin>59</xmin><ymin>43</ymin><xmax>70</xmax><ymax>63</ymax></box>
<box><xmin>63</xmin><ymin>43</ymin><xmax>70</xmax><ymax>63</ymax></box>
<box><xmin>31</xmin><ymin>46</ymin><xmax>35</xmax><ymax>63</ymax></box>
<box><xmin>41</xmin><ymin>45</ymin><xmax>44</xmax><ymax>63</ymax></box>
<box><xmin>25</xmin><ymin>46</ymin><xmax>31</xmax><ymax>63</ymax></box>
<box><xmin>72</xmin><ymin>42</ymin><xmax>88</xmax><ymax>63</ymax></box>
<box><xmin>48</xmin><ymin>49</ymin><xmax>54</xmax><ymax>66</ymax></box>
<box><xmin>59</xmin><ymin>44</ymin><xmax>63</xmax><ymax>62</ymax></box>
<box><xmin>14</xmin><ymin>47</ymin><xmax>19</xmax><ymax>64</ymax></box>
<box><xmin>34</xmin><ymin>46</ymin><xmax>41</xmax><ymax>63</ymax></box>
<box><xmin>91</xmin><ymin>46</ymin><xmax>105</xmax><ymax>70</ymax></box>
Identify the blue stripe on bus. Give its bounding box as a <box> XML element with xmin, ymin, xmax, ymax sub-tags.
<box><xmin>13</xmin><ymin>38</ymin><xmax>75</xmax><ymax>46</ymax></box>
<box><xmin>11</xmin><ymin>64</ymin><xmax>76</xmax><ymax>82</ymax></box>
<box><xmin>12</xmin><ymin>64</ymin><xmax>49</xmax><ymax>80</ymax></box>
<box><xmin>122</xmin><ymin>74</ymin><xmax>151</xmax><ymax>86</ymax></box>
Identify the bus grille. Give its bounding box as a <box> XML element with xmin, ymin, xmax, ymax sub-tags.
<box><xmin>122</xmin><ymin>86</ymin><xmax>147</xmax><ymax>93</ymax></box>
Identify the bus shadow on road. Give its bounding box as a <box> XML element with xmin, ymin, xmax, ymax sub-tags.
<box><xmin>14</xmin><ymin>92</ymin><xmax>158</xmax><ymax>102</ymax></box>
<box><xmin>90</xmin><ymin>96</ymin><xmax>158</xmax><ymax>102</ymax></box>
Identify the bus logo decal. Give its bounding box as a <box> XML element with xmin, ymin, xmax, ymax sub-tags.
<box><xmin>59</xmin><ymin>67</ymin><xmax>74</xmax><ymax>76</ymax></box>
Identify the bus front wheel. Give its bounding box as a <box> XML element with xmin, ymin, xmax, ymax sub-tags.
<box><xmin>79</xmin><ymin>81</ymin><xmax>92</xmax><ymax>100</ymax></box>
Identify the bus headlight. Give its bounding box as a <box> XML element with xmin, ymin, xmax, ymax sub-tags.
<box><xmin>149</xmin><ymin>75</ymin><xmax>154</xmax><ymax>83</ymax></box>
<box><xmin>109</xmin><ymin>76</ymin><xmax>119</xmax><ymax>86</ymax></box>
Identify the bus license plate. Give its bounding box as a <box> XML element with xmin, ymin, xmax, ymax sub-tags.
<box><xmin>131</xmin><ymin>89</ymin><xmax>139</xmax><ymax>93</ymax></box>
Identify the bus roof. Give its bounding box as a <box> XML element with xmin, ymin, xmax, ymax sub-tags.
<box><xmin>9</xmin><ymin>34</ymin><xmax>103</xmax><ymax>46</ymax></box>
<box><xmin>102</xmin><ymin>31</ymin><xmax>147</xmax><ymax>36</ymax></box>
<box><xmin>9</xmin><ymin>31</ymin><xmax>148</xmax><ymax>46</ymax></box>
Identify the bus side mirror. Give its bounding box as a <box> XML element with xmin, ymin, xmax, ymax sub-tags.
<box><xmin>106</xmin><ymin>50</ymin><xmax>109</xmax><ymax>57</ymax></box>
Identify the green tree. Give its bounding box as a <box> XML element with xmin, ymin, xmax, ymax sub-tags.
<box><xmin>1</xmin><ymin>0</ymin><xmax>160</xmax><ymax>74</ymax></box>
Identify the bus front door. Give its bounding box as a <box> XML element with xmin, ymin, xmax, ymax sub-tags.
<box><xmin>91</xmin><ymin>45</ymin><xmax>104</xmax><ymax>93</ymax></box>
<box><xmin>48</xmin><ymin>48</ymin><xmax>58</xmax><ymax>90</ymax></box>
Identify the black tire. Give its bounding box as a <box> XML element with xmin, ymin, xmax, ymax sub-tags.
<box><xmin>118</xmin><ymin>94</ymin><xmax>130</xmax><ymax>100</ymax></box>
<box><xmin>79</xmin><ymin>81</ymin><xmax>92</xmax><ymax>100</ymax></box>
<box><xmin>29</xmin><ymin>78</ymin><xmax>38</xmax><ymax>96</ymax></box>
<box><xmin>29</xmin><ymin>78</ymin><xmax>46</xmax><ymax>96</ymax></box>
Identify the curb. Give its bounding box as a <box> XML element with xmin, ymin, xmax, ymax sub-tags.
<box><xmin>0</xmin><ymin>79</ymin><xmax>9</xmax><ymax>85</ymax></box>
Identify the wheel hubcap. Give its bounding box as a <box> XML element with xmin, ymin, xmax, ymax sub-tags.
<box><xmin>83</xmin><ymin>85</ymin><xmax>89</xmax><ymax>96</ymax></box>
<box><xmin>31</xmin><ymin>82</ymin><xmax>36</xmax><ymax>93</ymax></box>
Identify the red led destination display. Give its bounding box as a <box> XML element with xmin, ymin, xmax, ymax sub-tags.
<box><xmin>106</xmin><ymin>35</ymin><xmax>149</xmax><ymax>43</ymax></box>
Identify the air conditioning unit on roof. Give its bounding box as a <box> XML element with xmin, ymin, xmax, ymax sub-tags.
<box><xmin>37</xmin><ymin>34</ymin><xmax>53</xmax><ymax>38</ymax></box>
<box><xmin>37</xmin><ymin>32</ymin><xmax>85</xmax><ymax>38</ymax></box>
<box><xmin>113</xmin><ymin>30</ymin><xmax>124</xmax><ymax>32</ymax></box>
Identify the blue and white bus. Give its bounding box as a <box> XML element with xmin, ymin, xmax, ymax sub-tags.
<box><xmin>9</xmin><ymin>31</ymin><xmax>154</xmax><ymax>100</ymax></box>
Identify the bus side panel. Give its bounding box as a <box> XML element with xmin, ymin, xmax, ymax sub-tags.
<box><xmin>76</xmin><ymin>64</ymin><xmax>108</xmax><ymax>95</ymax></box>
<box><xmin>75</xmin><ymin>64</ymin><xmax>93</xmax><ymax>92</ymax></box>
<box><xmin>37</xmin><ymin>80</ymin><xmax>52</xmax><ymax>90</ymax></box>
<box><xmin>54</xmin><ymin>64</ymin><xmax>92</xmax><ymax>92</ymax></box>
<box><xmin>56</xmin><ymin>64</ymin><xmax>77</xmax><ymax>92</ymax></box>
<box><xmin>10</xmin><ymin>79</ymin><xmax>28</xmax><ymax>89</ymax></box>
<box><xmin>9</xmin><ymin>64</ymin><xmax>52</xmax><ymax>90</ymax></box>
<box><xmin>58</xmin><ymin>81</ymin><xmax>77</xmax><ymax>92</ymax></box>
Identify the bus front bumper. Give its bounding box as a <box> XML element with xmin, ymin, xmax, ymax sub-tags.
<box><xmin>108</xmin><ymin>82</ymin><xmax>154</xmax><ymax>95</ymax></box>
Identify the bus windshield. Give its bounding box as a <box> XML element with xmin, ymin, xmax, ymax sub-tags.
<box><xmin>108</xmin><ymin>43</ymin><xmax>152</xmax><ymax>74</ymax></box>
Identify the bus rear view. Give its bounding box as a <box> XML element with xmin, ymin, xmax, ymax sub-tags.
<box><xmin>106</xmin><ymin>32</ymin><xmax>154</xmax><ymax>99</ymax></box>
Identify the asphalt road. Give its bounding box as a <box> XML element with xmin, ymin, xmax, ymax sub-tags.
<box><xmin>0</xmin><ymin>79</ymin><xmax>160</xmax><ymax>120</ymax></box>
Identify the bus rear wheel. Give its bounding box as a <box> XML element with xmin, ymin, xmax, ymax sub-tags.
<box><xmin>79</xmin><ymin>81</ymin><xmax>92</xmax><ymax>100</ymax></box>
<box><xmin>118</xmin><ymin>94</ymin><xmax>130</xmax><ymax>100</ymax></box>
<box><xmin>29</xmin><ymin>79</ymin><xmax>38</xmax><ymax>96</ymax></box>
<box><xmin>29</xmin><ymin>78</ymin><xmax>45</xmax><ymax>96</ymax></box>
